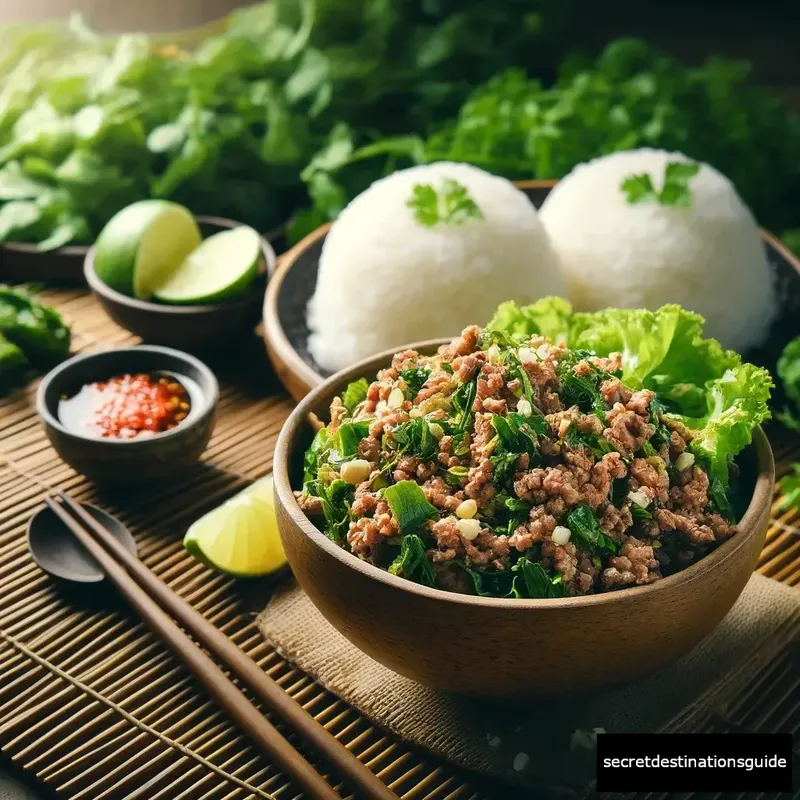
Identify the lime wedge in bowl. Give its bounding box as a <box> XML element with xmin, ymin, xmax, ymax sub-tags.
<box><xmin>153</xmin><ymin>226</ymin><xmax>261</xmax><ymax>305</ymax></box>
<box><xmin>94</xmin><ymin>200</ymin><xmax>202</xmax><ymax>299</ymax></box>
<box><xmin>184</xmin><ymin>475</ymin><xmax>287</xmax><ymax>577</ymax></box>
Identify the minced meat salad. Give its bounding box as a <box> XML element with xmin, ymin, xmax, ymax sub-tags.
<box><xmin>297</xmin><ymin>300</ymin><xmax>772</xmax><ymax>599</ymax></box>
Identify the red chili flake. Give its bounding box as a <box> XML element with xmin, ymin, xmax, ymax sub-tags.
<box><xmin>89</xmin><ymin>373</ymin><xmax>190</xmax><ymax>439</ymax></box>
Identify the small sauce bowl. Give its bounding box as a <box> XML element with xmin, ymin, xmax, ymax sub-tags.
<box><xmin>36</xmin><ymin>346</ymin><xmax>218</xmax><ymax>484</ymax></box>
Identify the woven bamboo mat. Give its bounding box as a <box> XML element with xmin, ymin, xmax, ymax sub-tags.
<box><xmin>0</xmin><ymin>287</ymin><xmax>799</xmax><ymax>800</ymax></box>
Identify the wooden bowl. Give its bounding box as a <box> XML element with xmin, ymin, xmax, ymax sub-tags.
<box><xmin>85</xmin><ymin>216</ymin><xmax>276</xmax><ymax>352</ymax></box>
<box><xmin>273</xmin><ymin>341</ymin><xmax>775</xmax><ymax>698</ymax></box>
<box><xmin>263</xmin><ymin>180</ymin><xmax>800</xmax><ymax>402</ymax></box>
<box><xmin>36</xmin><ymin>345</ymin><xmax>218</xmax><ymax>484</ymax></box>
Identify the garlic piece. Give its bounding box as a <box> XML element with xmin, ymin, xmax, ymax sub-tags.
<box><xmin>455</xmin><ymin>499</ymin><xmax>477</xmax><ymax>519</ymax></box>
<box><xmin>457</xmin><ymin>518</ymin><xmax>481</xmax><ymax>541</ymax></box>
<box><xmin>551</xmin><ymin>525</ymin><xmax>571</xmax><ymax>546</ymax></box>
<box><xmin>341</xmin><ymin>459</ymin><xmax>371</xmax><ymax>485</ymax></box>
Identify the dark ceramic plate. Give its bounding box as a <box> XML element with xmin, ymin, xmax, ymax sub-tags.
<box><xmin>263</xmin><ymin>179</ymin><xmax>800</xmax><ymax>402</ymax></box>
<box><xmin>0</xmin><ymin>219</ymin><xmax>287</xmax><ymax>286</ymax></box>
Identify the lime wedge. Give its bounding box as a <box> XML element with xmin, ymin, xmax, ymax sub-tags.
<box><xmin>94</xmin><ymin>200</ymin><xmax>201</xmax><ymax>300</ymax></box>
<box><xmin>152</xmin><ymin>226</ymin><xmax>261</xmax><ymax>305</ymax></box>
<box><xmin>183</xmin><ymin>475</ymin><xmax>287</xmax><ymax>577</ymax></box>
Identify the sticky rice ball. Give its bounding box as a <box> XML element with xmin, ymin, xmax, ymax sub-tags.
<box><xmin>539</xmin><ymin>149</ymin><xmax>776</xmax><ymax>353</ymax></box>
<box><xmin>307</xmin><ymin>161</ymin><xmax>565</xmax><ymax>372</ymax></box>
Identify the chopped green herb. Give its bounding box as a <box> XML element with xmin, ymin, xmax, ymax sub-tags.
<box><xmin>566</xmin><ymin>505</ymin><xmax>618</xmax><ymax>554</ymax></box>
<box><xmin>389</xmin><ymin>417</ymin><xmax>437</xmax><ymax>460</ymax></box>
<box><xmin>490</xmin><ymin>412</ymin><xmax>544</xmax><ymax>456</ymax></box>
<box><xmin>452</xmin><ymin>377</ymin><xmax>478</xmax><ymax>433</ymax></box>
<box><xmin>383</xmin><ymin>480</ymin><xmax>439</xmax><ymax>536</ymax></box>
<box><xmin>303</xmin><ymin>427</ymin><xmax>333</xmax><ymax>484</ymax></box>
<box><xmin>336</xmin><ymin>420</ymin><xmax>371</xmax><ymax>460</ymax></box>
<box><xmin>510</xmin><ymin>558</ymin><xmax>565</xmax><ymax>598</ymax></box>
<box><xmin>407</xmin><ymin>178</ymin><xmax>483</xmax><ymax>227</ymax></box>
<box><xmin>341</xmin><ymin>378</ymin><xmax>369</xmax><ymax>414</ymax></box>
<box><xmin>445</xmin><ymin>465</ymin><xmax>469</xmax><ymax>487</ymax></box>
<box><xmin>303</xmin><ymin>478</ymin><xmax>354</xmax><ymax>542</ymax></box>
<box><xmin>399</xmin><ymin>367</ymin><xmax>431</xmax><ymax>398</ymax></box>
<box><xmin>621</xmin><ymin>161</ymin><xmax>700</xmax><ymax>208</ymax></box>
<box><xmin>619</xmin><ymin>173</ymin><xmax>657</xmax><ymax>205</ymax></box>
<box><xmin>388</xmin><ymin>533</ymin><xmax>436</xmax><ymax>587</ymax></box>
<box><xmin>565</xmin><ymin>424</ymin><xmax>613</xmax><ymax>458</ymax></box>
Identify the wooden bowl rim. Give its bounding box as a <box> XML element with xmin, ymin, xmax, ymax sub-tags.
<box><xmin>35</xmin><ymin>344</ymin><xmax>219</xmax><ymax>447</ymax></box>
<box><xmin>84</xmin><ymin>215</ymin><xmax>276</xmax><ymax>315</ymax></box>
<box><xmin>274</xmin><ymin>337</ymin><xmax>775</xmax><ymax>610</ymax></box>
<box><xmin>263</xmin><ymin>179</ymin><xmax>800</xmax><ymax>400</ymax></box>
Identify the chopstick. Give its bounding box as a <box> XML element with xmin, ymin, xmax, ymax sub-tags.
<box><xmin>45</xmin><ymin>493</ymin><xmax>398</xmax><ymax>800</ymax></box>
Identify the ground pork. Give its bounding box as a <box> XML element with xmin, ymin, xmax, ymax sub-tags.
<box><xmin>330</xmin><ymin>397</ymin><xmax>347</xmax><ymax>430</ymax></box>
<box><xmin>295</xmin><ymin>491</ymin><xmax>322</xmax><ymax>515</ymax></box>
<box><xmin>453</xmin><ymin>353</ymin><xmax>484</xmax><ymax>383</ymax></box>
<box><xmin>655</xmin><ymin>508</ymin><xmax>716</xmax><ymax>545</ymax></box>
<box><xmin>590</xmin><ymin>352</ymin><xmax>623</xmax><ymax>373</ymax></box>
<box><xmin>600</xmin><ymin>502</ymin><xmax>633</xmax><ymax>538</ymax></box>
<box><xmin>368</xmin><ymin>408</ymin><xmax>409</xmax><ymax>438</ymax></box>
<box><xmin>629</xmin><ymin>457</ymin><xmax>669</xmax><ymax>504</ymax></box>
<box><xmin>600</xmin><ymin>378</ymin><xmax>632</xmax><ymax>406</ymax></box>
<box><xmin>443</xmin><ymin>325</ymin><xmax>480</xmax><ymax>359</ymax></box>
<box><xmin>414</xmin><ymin>371</ymin><xmax>453</xmax><ymax>403</ymax></box>
<box><xmin>358</xmin><ymin>436</ymin><xmax>380</xmax><ymax>463</ymax></box>
<box><xmin>465</xmin><ymin>412</ymin><xmax>496</xmax><ymax>507</ymax></box>
<box><xmin>604</xmin><ymin>408</ymin><xmax>653</xmax><ymax>457</ymax></box>
<box><xmin>663</xmin><ymin>416</ymin><xmax>695</xmax><ymax>442</ymax></box>
<box><xmin>305</xmin><ymin>326</ymin><xmax>741</xmax><ymax>600</ymax></box>
<box><xmin>474</xmin><ymin>362</ymin><xmax>507</xmax><ymax>412</ymax></box>
<box><xmin>541</xmin><ymin>540</ymin><xmax>577</xmax><ymax>583</ymax></box>
<box><xmin>524</xmin><ymin>360</ymin><xmax>563</xmax><ymax>414</ymax></box>
<box><xmin>668</xmin><ymin>466</ymin><xmax>709</xmax><ymax>513</ymax></box>
<box><xmin>390</xmin><ymin>349</ymin><xmax>421</xmax><ymax>372</ymax></box>
<box><xmin>602</xmin><ymin>537</ymin><xmax>661</xmax><ymax>588</ymax></box>
<box><xmin>422</xmin><ymin>476</ymin><xmax>461</xmax><ymax>511</ymax></box>
<box><xmin>509</xmin><ymin>506</ymin><xmax>556</xmax><ymax>552</ymax></box>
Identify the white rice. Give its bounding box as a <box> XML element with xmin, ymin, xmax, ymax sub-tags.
<box><xmin>307</xmin><ymin>162</ymin><xmax>564</xmax><ymax>372</ymax></box>
<box><xmin>538</xmin><ymin>148</ymin><xmax>776</xmax><ymax>353</ymax></box>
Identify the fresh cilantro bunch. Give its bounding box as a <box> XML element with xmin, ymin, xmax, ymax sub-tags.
<box><xmin>621</xmin><ymin>161</ymin><xmax>700</xmax><ymax>208</ymax></box>
<box><xmin>406</xmin><ymin>178</ymin><xmax>483</xmax><ymax>226</ymax></box>
<box><xmin>294</xmin><ymin>38</ymin><xmax>800</xmax><ymax>242</ymax></box>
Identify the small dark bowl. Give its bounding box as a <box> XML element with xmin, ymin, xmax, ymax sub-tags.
<box><xmin>84</xmin><ymin>216</ymin><xmax>276</xmax><ymax>351</ymax></box>
<box><xmin>36</xmin><ymin>345</ymin><xmax>218</xmax><ymax>484</ymax></box>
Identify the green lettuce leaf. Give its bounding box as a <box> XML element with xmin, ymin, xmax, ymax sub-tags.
<box><xmin>488</xmin><ymin>299</ymin><xmax>742</xmax><ymax>418</ymax></box>
<box><xmin>571</xmin><ymin>305</ymin><xmax>739</xmax><ymax>412</ymax></box>
<box><xmin>666</xmin><ymin>364</ymin><xmax>773</xmax><ymax>488</ymax></box>
<box><xmin>487</xmin><ymin>298</ymin><xmax>772</xmax><ymax>489</ymax></box>
<box><xmin>486</xmin><ymin>297</ymin><xmax>572</xmax><ymax>344</ymax></box>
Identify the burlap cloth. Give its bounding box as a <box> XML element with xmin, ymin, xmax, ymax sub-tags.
<box><xmin>257</xmin><ymin>574</ymin><xmax>799</xmax><ymax>795</ymax></box>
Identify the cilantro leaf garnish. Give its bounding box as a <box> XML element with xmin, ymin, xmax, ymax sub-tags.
<box><xmin>619</xmin><ymin>173</ymin><xmax>657</xmax><ymax>205</ymax></box>
<box><xmin>621</xmin><ymin>161</ymin><xmax>700</xmax><ymax>208</ymax></box>
<box><xmin>407</xmin><ymin>178</ymin><xmax>483</xmax><ymax>227</ymax></box>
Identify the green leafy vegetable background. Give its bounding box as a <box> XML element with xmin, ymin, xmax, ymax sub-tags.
<box><xmin>0</xmin><ymin>3</ymin><xmax>799</xmax><ymax>257</ymax></box>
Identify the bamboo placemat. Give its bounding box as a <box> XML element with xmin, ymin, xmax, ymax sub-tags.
<box><xmin>0</xmin><ymin>287</ymin><xmax>798</xmax><ymax>800</ymax></box>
